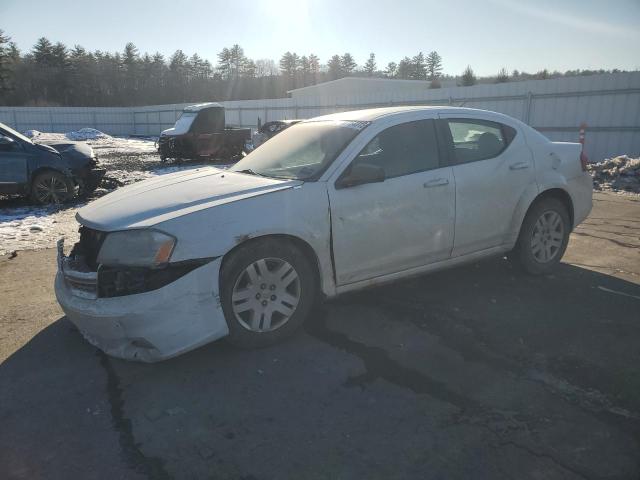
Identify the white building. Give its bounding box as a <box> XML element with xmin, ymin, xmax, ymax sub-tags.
<box><xmin>287</xmin><ymin>77</ymin><xmax>457</xmax><ymax>101</ymax></box>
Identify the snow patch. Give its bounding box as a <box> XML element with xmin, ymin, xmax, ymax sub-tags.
<box><xmin>0</xmin><ymin>206</ymin><xmax>80</xmax><ymax>256</ymax></box>
<box><xmin>588</xmin><ymin>155</ymin><xmax>640</xmax><ymax>194</ymax></box>
<box><xmin>66</xmin><ymin>128</ymin><xmax>111</xmax><ymax>141</ymax></box>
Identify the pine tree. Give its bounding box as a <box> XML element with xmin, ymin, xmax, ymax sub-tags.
<box><xmin>461</xmin><ymin>65</ymin><xmax>476</xmax><ymax>86</ymax></box>
<box><xmin>425</xmin><ymin>51</ymin><xmax>442</xmax><ymax>80</ymax></box>
<box><xmin>299</xmin><ymin>55</ymin><xmax>310</xmax><ymax>85</ymax></box>
<box><xmin>496</xmin><ymin>68</ymin><xmax>509</xmax><ymax>83</ymax></box>
<box><xmin>229</xmin><ymin>44</ymin><xmax>247</xmax><ymax>78</ymax></box>
<box><xmin>122</xmin><ymin>43</ymin><xmax>140</xmax><ymax>101</ymax></box>
<box><xmin>308</xmin><ymin>54</ymin><xmax>320</xmax><ymax>84</ymax></box>
<box><xmin>411</xmin><ymin>52</ymin><xmax>426</xmax><ymax>80</ymax></box>
<box><xmin>328</xmin><ymin>55</ymin><xmax>342</xmax><ymax>80</ymax></box>
<box><xmin>243</xmin><ymin>59</ymin><xmax>256</xmax><ymax>78</ymax></box>
<box><xmin>364</xmin><ymin>53</ymin><xmax>376</xmax><ymax>76</ymax></box>
<box><xmin>384</xmin><ymin>62</ymin><xmax>397</xmax><ymax>77</ymax></box>
<box><xmin>217</xmin><ymin>47</ymin><xmax>232</xmax><ymax>79</ymax></box>
<box><xmin>32</xmin><ymin>37</ymin><xmax>54</xmax><ymax>65</ymax></box>
<box><xmin>340</xmin><ymin>53</ymin><xmax>356</xmax><ymax>75</ymax></box>
<box><xmin>0</xmin><ymin>30</ymin><xmax>12</xmax><ymax>96</ymax></box>
<box><xmin>537</xmin><ymin>69</ymin><xmax>549</xmax><ymax>80</ymax></box>
<box><xmin>279</xmin><ymin>51</ymin><xmax>296</xmax><ymax>77</ymax></box>
<box><xmin>397</xmin><ymin>57</ymin><xmax>413</xmax><ymax>79</ymax></box>
<box><xmin>189</xmin><ymin>53</ymin><xmax>203</xmax><ymax>79</ymax></box>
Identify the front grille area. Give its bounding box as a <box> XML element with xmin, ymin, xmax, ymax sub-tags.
<box><xmin>71</xmin><ymin>226</ymin><xmax>106</xmax><ymax>271</ymax></box>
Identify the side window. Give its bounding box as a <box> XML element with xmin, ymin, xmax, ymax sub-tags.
<box><xmin>352</xmin><ymin>119</ymin><xmax>440</xmax><ymax>179</ymax></box>
<box><xmin>446</xmin><ymin>119</ymin><xmax>515</xmax><ymax>164</ymax></box>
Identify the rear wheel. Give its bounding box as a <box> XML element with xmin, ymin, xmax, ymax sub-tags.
<box><xmin>220</xmin><ymin>238</ymin><xmax>317</xmax><ymax>348</ymax></box>
<box><xmin>512</xmin><ymin>197</ymin><xmax>570</xmax><ymax>275</ymax></box>
<box><xmin>30</xmin><ymin>171</ymin><xmax>74</xmax><ymax>205</ymax></box>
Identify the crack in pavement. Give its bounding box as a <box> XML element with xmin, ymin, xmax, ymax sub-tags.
<box><xmin>378</xmin><ymin>294</ymin><xmax>640</xmax><ymax>442</ymax></box>
<box><xmin>305</xmin><ymin>308</ymin><xmax>478</xmax><ymax>411</ymax></box>
<box><xmin>496</xmin><ymin>440</ymin><xmax>591</xmax><ymax>480</ymax></box>
<box><xmin>571</xmin><ymin>231</ymin><xmax>640</xmax><ymax>249</ymax></box>
<box><xmin>98</xmin><ymin>351</ymin><xmax>172</xmax><ymax>480</ymax></box>
<box><xmin>305</xmin><ymin>308</ymin><xmax>601</xmax><ymax>479</ymax></box>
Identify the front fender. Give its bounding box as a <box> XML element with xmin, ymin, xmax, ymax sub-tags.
<box><xmin>155</xmin><ymin>183</ymin><xmax>336</xmax><ymax>296</ymax></box>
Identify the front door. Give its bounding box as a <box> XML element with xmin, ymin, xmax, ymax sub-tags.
<box><xmin>438</xmin><ymin>115</ymin><xmax>535</xmax><ymax>256</ymax></box>
<box><xmin>328</xmin><ymin>119</ymin><xmax>455</xmax><ymax>286</ymax></box>
<box><xmin>0</xmin><ymin>136</ymin><xmax>29</xmax><ymax>194</ymax></box>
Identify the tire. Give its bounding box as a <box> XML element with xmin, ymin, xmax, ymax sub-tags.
<box><xmin>30</xmin><ymin>171</ymin><xmax>75</xmax><ymax>205</ymax></box>
<box><xmin>512</xmin><ymin>197</ymin><xmax>571</xmax><ymax>275</ymax></box>
<box><xmin>220</xmin><ymin>238</ymin><xmax>318</xmax><ymax>348</ymax></box>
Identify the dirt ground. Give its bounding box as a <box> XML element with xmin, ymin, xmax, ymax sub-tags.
<box><xmin>1</xmin><ymin>191</ymin><xmax>639</xmax><ymax>479</ymax></box>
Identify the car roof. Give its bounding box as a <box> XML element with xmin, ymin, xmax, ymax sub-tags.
<box><xmin>183</xmin><ymin>102</ymin><xmax>223</xmax><ymax>112</ymax></box>
<box><xmin>310</xmin><ymin>106</ymin><xmax>502</xmax><ymax>122</ymax></box>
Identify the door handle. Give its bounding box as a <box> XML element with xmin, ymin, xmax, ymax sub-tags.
<box><xmin>423</xmin><ymin>178</ymin><xmax>449</xmax><ymax>188</ymax></box>
<box><xmin>509</xmin><ymin>162</ymin><xmax>530</xmax><ymax>170</ymax></box>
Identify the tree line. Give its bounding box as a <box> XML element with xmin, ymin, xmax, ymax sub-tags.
<box><xmin>0</xmin><ymin>29</ymin><xmax>629</xmax><ymax>107</ymax></box>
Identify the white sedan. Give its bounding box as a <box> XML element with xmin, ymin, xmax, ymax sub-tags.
<box><xmin>55</xmin><ymin>107</ymin><xmax>593</xmax><ymax>361</ymax></box>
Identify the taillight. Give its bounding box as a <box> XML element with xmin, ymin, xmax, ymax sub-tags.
<box><xmin>580</xmin><ymin>151</ymin><xmax>588</xmax><ymax>171</ymax></box>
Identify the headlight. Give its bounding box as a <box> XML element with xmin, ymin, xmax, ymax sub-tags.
<box><xmin>97</xmin><ymin>230</ymin><xmax>176</xmax><ymax>268</ymax></box>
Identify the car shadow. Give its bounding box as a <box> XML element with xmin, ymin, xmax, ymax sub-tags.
<box><xmin>2</xmin><ymin>258</ymin><xmax>639</xmax><ymax>479</ymax></box>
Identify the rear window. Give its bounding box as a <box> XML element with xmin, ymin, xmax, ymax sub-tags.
<box><xmin>446</xmin><ymin>119</ymin><xmax>516</xmax><ymax>164</ymax></box>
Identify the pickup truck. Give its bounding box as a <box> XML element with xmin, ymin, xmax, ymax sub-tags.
<box><xmin>158</xmin><ymin>103</ymin><xmax>252</xmax><ymax>161</ymax></box>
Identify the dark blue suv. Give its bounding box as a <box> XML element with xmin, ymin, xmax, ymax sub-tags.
<box><xmin>0</xmin><ymin>122</ymin><xmax>105</xmax><ymax>204</ymax></box>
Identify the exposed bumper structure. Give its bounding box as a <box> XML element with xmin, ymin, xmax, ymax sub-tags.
<box><xmin>72</xmin><ymin>166</ymin><xmax>106</xmax><ymax>194</ymax></box>
<box><xmin>55</xmin><ymin>250</ymin><xmax>229</xmax><ymax>362</ymax></box>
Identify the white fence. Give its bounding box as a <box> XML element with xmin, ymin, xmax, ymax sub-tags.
<box><xmin>1</xmin><ymin>72</ymin><xmax>639</xmax><ymax>161</ymax></box>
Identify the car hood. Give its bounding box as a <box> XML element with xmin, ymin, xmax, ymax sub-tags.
<box><xmin>36</xmin><ymin>141</ymin><xmax>95</xmax><ymax>167</ymax></box>
<box><xmin>161</xmin><ymin>127</ymin><xmax>177</xmax><ymax>136</ymax></box>
<box><xmin>77</xmin><ymin>167</ymin><xmax>302</xmax><ymax>231</ymax></box>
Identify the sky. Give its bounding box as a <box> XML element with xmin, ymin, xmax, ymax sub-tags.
<box><xmin>1</xmin><ymin>0</ymin><xmax>639</xmax><ymax>76</ymax></box>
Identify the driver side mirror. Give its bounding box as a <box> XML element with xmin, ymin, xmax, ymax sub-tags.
<box><xmin>336</xmin><ymin>162</ymin><xmax>385</xmax><ymax>189</ymax></box>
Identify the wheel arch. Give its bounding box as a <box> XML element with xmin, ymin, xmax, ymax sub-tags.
<box><xmin>219</xmin><ymin>233</ymin><xmax>326</xmax><ymax>298</ymax></box>
<box><xmin>527</xmin><ymin>187</ymin><xmax>575</xmax><ymax>228</ymax></box>
<box><xmin>30</xmin><ymin>166</ymin><xmax>73</xmax><ymax>185</ymax></box>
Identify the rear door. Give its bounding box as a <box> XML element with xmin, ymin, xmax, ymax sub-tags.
<box><xmin>437</xmin><ymin>115</ymin><xmax>535</xmax><ymax>256</ymax></box>
<box><xmin>328</xmin><ymin>118</ymin><xmax>455</xmax><ymax>285</ymax></box>
<box><xmin>0</xmin><ymin>135</ymin><xmax>29</xmax><ymax>194</ymax></box>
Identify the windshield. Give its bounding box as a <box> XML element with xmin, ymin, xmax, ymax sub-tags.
<box><xmin>0</xmin><ymin>122</ymin><xmax>33</xmax><ymax>144</ymax></box>
<box><xmin>231</xmin><ymin>120</ymin><xmax>368</xmax><ymax>180</ymax></box>
<box><xmin>171</xmin><ymin>112</ymin><xmax>198</xmax><ymax>135</ymax></box>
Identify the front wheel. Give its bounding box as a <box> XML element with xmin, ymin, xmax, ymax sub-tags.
<box><xmin>511</xmin><ymin>197</ymin><xmax>571</xmax><ymax>275</ymax></box>
<box><xmin>30</xmin><ymin>171</ymin><xmax>75</xmax><ymax>205</ymax></box>
<box><xmin>220</xmin><ymin>238</ymin><xmax>317</xmax><ymax>348</ymax></box>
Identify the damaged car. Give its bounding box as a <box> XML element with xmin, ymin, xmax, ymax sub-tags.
<box><xmin>0</xmin><ymin>122</ymin><xmax>105</xmax><ymax>204</ymax></box>
<box><xmin>55</xmin><ymin>106</ymin><xmax>593</xmax><ymax>362</ymax></box>
<box><xmin>157</xmin><ymin>102</ymin><xmax>252</xmax><ymax>161</ymax></box>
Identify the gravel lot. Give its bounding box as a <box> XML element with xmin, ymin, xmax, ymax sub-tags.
<box><xmin>1</xmin><ymin>137</ymin><xmax>639</xmax><ymax>479</ymax></box>
<box><xmin>0</xmin><ymin>134</ymin><xmax>225</xmax><ymax>256</ymax></box>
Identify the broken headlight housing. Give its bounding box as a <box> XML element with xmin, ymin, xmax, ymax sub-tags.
<box><xmin>97</xmin><ymin>229</ymin><xmax>176</xmax><ymax>268</ymax></box>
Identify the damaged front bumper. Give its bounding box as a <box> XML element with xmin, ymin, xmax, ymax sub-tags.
<box><xmin>73</xmin><ymin>166</ymin><xmax>106</xmax><ymax>194</ymax></box>
<box><xmin>54</xmin><ymin>239</ymin><xmax>229</xmax><ymax>362</ymax></box>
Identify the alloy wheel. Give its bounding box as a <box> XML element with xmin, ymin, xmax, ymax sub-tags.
<box><xmin>34</xmin><ymin>175</ymin><xmax>70</xmax><ymax>204</ymax></box>
<box><xmin>231</xmin><ymin>257</ymin><xmax>301</xmax><ymax>332</ymax></box>
<box><xmin>530</xmin><ymin>210</ymin><xmax>564</xmax><ymax>263</ymax></box>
